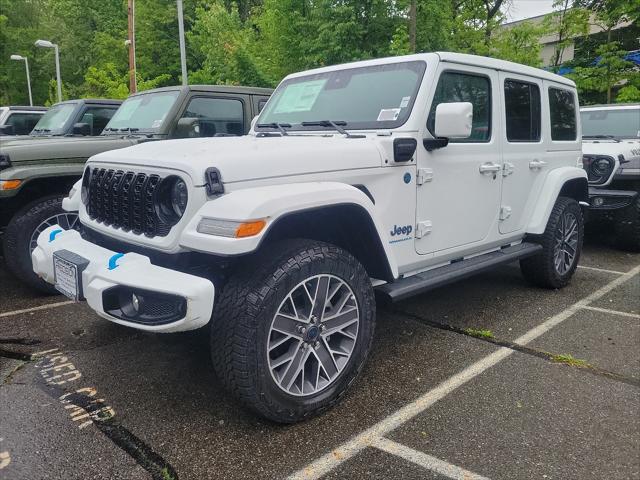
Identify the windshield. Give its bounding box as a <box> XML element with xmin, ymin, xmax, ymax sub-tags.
<box><xmin>581</xmin><ymin>108</ymin><xmax>640</xmax><ymax>139</ymax></box>
<box><xmin>103</xmin><ymin>90</ymin><xmax>180</xmax><ymax>133</ymax></box>
<box><xmin>32</xmin><ymin>103</ymin><xmax>77</xmax><ymax>134</ymax></box>
<box><xmin>257</xmin><ymin>61</ymin><xmax>426</xmax><ymax>131</ymax></box>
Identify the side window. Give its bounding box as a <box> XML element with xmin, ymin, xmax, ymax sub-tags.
<box><xmin>6</xmin><ymin>113</ymin><xmax>43</xmax><ymax>134</ymax></box>
<box><xmin>81</xmin><ymin>107</ymin><xmax>117</xmax><ymax>135</ymax></box>
<box><xmin>181</xmin><ymin>97</ymin><xmax>244</xmax><ymax>137</ymax></box>
<box><xmin>427</xmin><ymin>71</ymin><xmax>491</xmax><ymax>143</ymax></box>
<box><xmin>504</xmin><ymin>80</ymin><xmax>541</xmax><ymax>142</ymax></box>
<box><xmin>549</xmin><ymin>87</ymin><xmax>577</xmax><ymax>141</ymax></box>
<box><xmin>257</xmin><ymin>98</ymin><xmax>268</xmax><ymax>113</ymax></box>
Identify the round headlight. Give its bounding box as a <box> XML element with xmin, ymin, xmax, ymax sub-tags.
<box><xmin>171</xmin><ymin>178</ymin><xmax>188</xmax><ymax>217</ymax></box>
<box><xmin>81</xmin><ymin>167</ymin><xmax>91</xmax><ymax>205</ymax></box>
<box><xmin>591</xmin><ymin>157</ymin><xmax>612</xmax><ymax>176</ymax></box>
<box><xmin>155</xmin><ymin>176</ymin><xmax>188</xmax><ymax>224</ymax></box>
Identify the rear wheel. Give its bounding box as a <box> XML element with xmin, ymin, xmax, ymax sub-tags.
<box><xmin>520</xmin><ymin>196</ymin><xmax>583</xmax><ymax>289</ymax></box>
<box><xmin>614</xmin><ymin>196</ymin><xmax>640</xmax><ymax>252</ymax></box>
<box><xmin>3</xmin><ymin>195</ymin><xmax>79</xmax><ymax>294</ymax></box>
<box><xmin>211</xmin><ymin>239</ymin><xmax>375</xmax><ymax>423</ymax></box>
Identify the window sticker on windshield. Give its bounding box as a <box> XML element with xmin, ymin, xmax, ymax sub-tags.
<box><xmin>151</xmin><ymin>119</ymin><xmax>162</xmax><ymax>128</ymax></box>
<box><xmin>377</xmin><ymin>108</ymin><xmax>401</xmax><ymax>122</ymax></box>
<box><xmin>399</xmin><ymin>96</ymin><xmax>410</xmax><ymax>108</ymax></box>
<box><xmin>273</xmin><ymin>79</ymin><xmax>327</xmax><ymax>114</ymax></box>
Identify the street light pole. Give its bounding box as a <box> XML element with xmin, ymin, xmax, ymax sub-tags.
<box><xmin>53</xmin><ymin>44</ymin><xmax>62</xmax><ymax>103</ymax></box>
<box><xmin>10</xmin><ymin>55</ymin><xmax>33</xmax><ymax>106</ymax></box>
<box><xmin>35</xmin><ymin>39</ymin><xmax>62</xmax><ymax>103</ymax></box>
<box><xmin>177</xmin><ymin>0</ymin><xmax>188</xmax><ymax>85</ymax></box>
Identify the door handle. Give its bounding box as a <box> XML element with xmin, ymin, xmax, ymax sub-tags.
<box><xmin>529</xmin><ymin>160</ymin><xmax>547</xmax><ymax>170</ymax></box>
<box><xmin>479</xmin><ymin>162</ymin><xmax>501</xmax><ymax>174</ymax></box>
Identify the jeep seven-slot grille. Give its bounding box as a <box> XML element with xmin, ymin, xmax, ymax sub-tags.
<box><xmin>87</xmin><ymin>167</ymin><xmax>172</xmax><ymax>237</ymax></box>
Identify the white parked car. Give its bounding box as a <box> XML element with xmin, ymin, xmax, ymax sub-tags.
<box><xmin>32</xmin><ymin>53</ymin><xmax>587</xmax><ymax>422</ymax></box>
<box><xmin>581</xmin><ymin>103</ymin><xmax>640</xmax><ymax>250</ymax></box>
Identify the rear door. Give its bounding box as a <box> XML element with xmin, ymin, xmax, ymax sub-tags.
<box><xmin>415</xmin><ymin>64</ymin><xmax>502</xmax><ymax>254</ymax></box>
<box><xmin>498</xmin><ymin>72</ymin><xmax>545</xmax><ymax>234</ymax></box>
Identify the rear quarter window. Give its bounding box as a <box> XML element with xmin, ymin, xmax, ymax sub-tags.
<box><xmin>549</xmin><ymin>87</ymin><xmax>577</xmax><ymax>141</ymax></box>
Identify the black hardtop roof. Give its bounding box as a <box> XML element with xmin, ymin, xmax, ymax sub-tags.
<box><xmin>53</xmin><ymin>98</ymin><xmax>123</xmax><ymax>107</ymax></box>
<box><xmin>131</xmin><ymin>84</ymin><xmax>273</xmax><ymax>97</ymax></box>
<box><xmin>4</xmin><ymin>106</ymin><xmax>48</xmax><ymax>111</ymax></box>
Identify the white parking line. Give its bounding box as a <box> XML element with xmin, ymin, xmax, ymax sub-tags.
<box><xmin>287</xmin><ymin>265</ymin><xmax>640</xmax><ymax>480</ymax></box>
<box><xmin>577</xmin><ymin>265</ymin><xmax>626</xmax><ymax>275</ymax></box>
<box><xmin>371</xmin><ymin>437</ymin><xmax>490</xmax><ymax>480</ymax></box>
<box><xmin>580</xmin><ymin>305</ymin><xmax>640</xmax><ymax>319</ymax></box>
<box><xmin>0</xmin><ymin>300</ymin><xmax>74</xmax><ymax>319</ymax></box>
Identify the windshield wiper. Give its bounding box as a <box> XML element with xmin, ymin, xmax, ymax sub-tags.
<box><xmin>582</xmin><ymin>134</ymin><xmax>620</xmax><ymax>142</ymax></box>
<box><xmin>257</xmin><ymin>122</ymin><xmax>291</xmax><ymax>136</ymax></box>
<box><xmin>300</xmin><ymin>120</ymin><xmax>364</xmax><ymax>138</ymax></box>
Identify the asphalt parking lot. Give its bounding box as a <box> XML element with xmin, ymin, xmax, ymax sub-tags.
<box><xmin>1</xmin><ymin>235</ymin><xmax>639</xmax><ymax>480</ymax></box>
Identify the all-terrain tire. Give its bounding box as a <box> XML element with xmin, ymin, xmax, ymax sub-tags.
<box><xmin>210</xmin><ymin>239</ymin><xmax>376</xmax><ymax>423</ymax></box>
<box><xmin>3</xmin><ymin>195</ymin><xmax>66</xmax><ymax>294</ymax></box>
<box><xmin>614</xmin><ymin>195</ymin><xmax>640</xmax><ymax>252</ymax></box>
<box><xmin>520</xmin><ymin>196</ymin><xmax>584</xmax><ymax>289</ymax></box>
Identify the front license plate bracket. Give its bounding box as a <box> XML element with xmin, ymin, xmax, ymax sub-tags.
<box><xmin>53</xmin><ymin>249</ymin><xmax>89</xmax><ymax>301</ymax></box>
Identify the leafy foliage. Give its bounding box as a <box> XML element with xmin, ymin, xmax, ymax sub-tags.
<box><xmin>0</xmin><ymin>0</ymin><xmax>638</xmax><ymax>106</ymax></box>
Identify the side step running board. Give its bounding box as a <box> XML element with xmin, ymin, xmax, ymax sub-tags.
<box><xmin>376</xmin><ymin>242</ymin><xmax>542</xmax><ymax>302</ymax></box>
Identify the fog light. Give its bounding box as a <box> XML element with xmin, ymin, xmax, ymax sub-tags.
<box><xmin>593</xmin><ymin>197</ymin><xmax>604</xmax><ymax>207</ymax></box>
<box><xmin>131</xmin><ymin>293</ymin><xmax>140</xmax><ymax>313</ymax></box>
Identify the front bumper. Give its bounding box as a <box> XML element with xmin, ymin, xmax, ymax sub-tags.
<box><xmin>587</xmin><ymin>187</ymin><xmax>639</xmax><ymax>211</ymax></box>
<box><xmin>32</xmin><ymin>225</ymin><xmax>215</xmax><ymax>332</ymax></box>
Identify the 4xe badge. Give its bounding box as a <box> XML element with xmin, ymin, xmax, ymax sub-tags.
<box><xmin>390</xmin><ymin>224</ymin><xmax>412</xmax><ymax>237</ymax></box>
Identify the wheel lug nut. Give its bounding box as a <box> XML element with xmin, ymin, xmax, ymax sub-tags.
<box><xmin>313</xmin><ymin>341</ymin><xmax>320</xmax><ymax>349</ymax></box>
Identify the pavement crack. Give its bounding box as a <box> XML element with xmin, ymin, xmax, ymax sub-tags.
<box><xmin>0</xmin><ymin>348</ymin><xmax>34</xmax><ymax>362</ymax></box>
<box><xmin>392</xmin><ymin>308</ymin><xmax>640</xmax><ymax>388</ymax></box>
<box><xmin>0</xmin><ymin>338</ymin><xmax>41</xmax><ymax>346</ymax></box>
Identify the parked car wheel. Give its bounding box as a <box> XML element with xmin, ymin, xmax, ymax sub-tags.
<box><xmin>211</xmin><ymin>239</ymin><xmax>376</xmax><ymax>423</ymax></box>
<box><xmin>3</xmin><ymin>195</ymin><xmax>80</xmax><ymax>294</ymax></box>
<box><xmin>614</xmin><ymin>196</ymin><xmax>640</xmax><ymax>252</ymax></box>
<box><xmin>520</xmin><ymin>196</ymin><xmax>584</xmax><ymax>289</ymax></box>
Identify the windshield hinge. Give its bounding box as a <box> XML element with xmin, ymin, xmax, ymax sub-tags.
<box><xmin>416</xmin><ymin>168</ymin><xmax>433</xmax><ymax>185</ymax></box>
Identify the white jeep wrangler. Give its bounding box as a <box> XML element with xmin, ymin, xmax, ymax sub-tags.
<box><xmin>32</xmin><ymin>53</ymin><xmax>587</xmax><ymax>422</ymax></box>
<box><xmin>581</xmin><ymin>104</ymin><xmax>640</xmax><ymax>250</ymax></box>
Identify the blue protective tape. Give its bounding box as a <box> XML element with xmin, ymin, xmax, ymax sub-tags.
<box><xmin>108</xmin><ymin>253</ymin><xmax>125</xmax><ymax>270</ymax></box>
<box><xmin>48</xmin><ymin>229</ymin><xmax>63</xmax><ymax>242</ymax></box>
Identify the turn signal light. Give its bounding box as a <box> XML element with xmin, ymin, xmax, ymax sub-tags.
<box><xmin>236</xmin><ymin>220</ymin><xmax>266</xmax><ymax>238</ymax></box>
<box><xmin>0</xmin><ymin>179</ymin><xmax>22</xmax><ymax>190</ymax></box>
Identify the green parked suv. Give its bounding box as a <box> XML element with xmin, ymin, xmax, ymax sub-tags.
<box><xmin>0</xmin><ymin>85</ymin><xmax>272</xmax><ymax>293</ymax></box>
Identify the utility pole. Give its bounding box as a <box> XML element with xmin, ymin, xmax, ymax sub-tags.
<box><xmin>409</xmin><ymin>0</ymin><xmax>417</xmax><ymax>53</ymax></box>
<box><xmin>177</xmin><ymin>0</ymin><xmax>188</xmax><ymax>85</ymax></box>
<box><xmin>127</xmin><ymin>0</ymin><xmax>137</xmax><ymax>93</ymax></box>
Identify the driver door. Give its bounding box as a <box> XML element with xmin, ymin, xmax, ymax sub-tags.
<box><xmin>415</xmin><ymin>65</ymin><xmax>502</xmax><ymax>255</ymax></box>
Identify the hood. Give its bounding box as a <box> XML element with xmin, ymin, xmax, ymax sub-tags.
<box><xmin>0</xmin><ymin>135</ymin><xmax>139</xmax><ymax>163</ymax></box>
<box><xmin>88</xmin><ymin>135</ymin><xmax>384</xmax><ymax>184</ymax></box>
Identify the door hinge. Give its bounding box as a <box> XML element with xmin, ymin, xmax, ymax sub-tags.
<box><xmin>502</xmin><ymin>162</ymin><xmax>514</xmax><ymax>177</ymax></box>
<box><xmin>499</xmin><ymin>206</ymin><xmax>512</xmax><ymax>221</ymax></box>
<box><xmin>416</xmin><ymin>221</ymin><xmax>432</xmax><ymax>238</ymax></box>
<box><xmin>416</xmin><ymin>168</ymin><xmax>433</xmax><ymax>185</ymax></box>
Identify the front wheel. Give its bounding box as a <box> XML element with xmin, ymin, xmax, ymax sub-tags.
<box><xmin>520</xmin><ymin>196</ymin><xmax>584</xmax><ymax>289</ymax></box>
<box><xmin>3</xmin><ymin>195</ymin><xmax>80</xmax><ymax>294</ymax></box>
<box><xmin>211</xmin><ymin>239</ymin><xmax>376</xmax><ymax>423</ymax></box>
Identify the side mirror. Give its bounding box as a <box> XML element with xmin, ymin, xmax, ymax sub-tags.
<box><xmin>175</xmin><ymin>117</ymin><xmax>200</xmax><ymax>138</ymax></box>
<box><xmin>0</xmin><ymin>125</ymin><xmax>15</xmax><ymax>135</ymax></box>
<box><xmin>72</xmin><ymin>122</ymin><xmax>91</xmax><ymax>136</ymax></box>
<box><xmin>434</xmin><ymin>102</ymin><xmax>473</xmax><ymax>139</ymax></box>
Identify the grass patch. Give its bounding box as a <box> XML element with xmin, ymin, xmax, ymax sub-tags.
<box><xmin>161</xmin><ymin>468</ymin><xmax>176</xmax><ymax>480</ymax></box>
<box><xmin>550</xmin><ymin>353</ymin><xmax>590</xmax><ymax>368</ymax></box>
<box><xmin>464</xmin><ymin>328</ymin><xmax>495</xmax><ymax>339</ymax></box>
